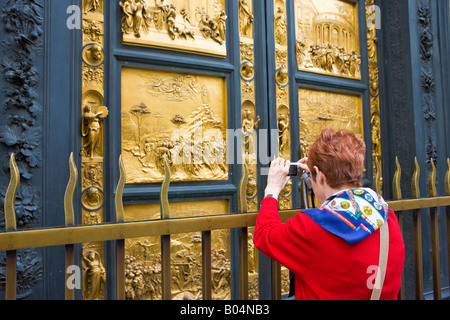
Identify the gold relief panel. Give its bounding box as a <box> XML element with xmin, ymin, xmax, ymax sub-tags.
<box><xmin>299</xmin><ymin>88</ymin><xmax>363</xmax><ymax>157</ymax></box>
<box><xmin>120</xmin><ymin>0</ymin><xmax>227</xmax><ymax>57</ymax></box>
<box><xmin>121</xmin><ymin>67</ymin><xmax>228</xmax><ymax>184</ymax></box>
<box><xmin>295</xmin><ymin>0</ymin><xmax>361</xmax><ymax>79</ymax></box>
<box><xmin>124</xmin><ymin>200</ymin><xmax>231</xmax><ymax>300</ymax></box>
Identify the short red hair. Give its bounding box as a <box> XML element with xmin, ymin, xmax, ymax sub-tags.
<box><xmin>307</xmin><ymin>128</ymin><xmax>366</xmax><ymax>189</ymax></box>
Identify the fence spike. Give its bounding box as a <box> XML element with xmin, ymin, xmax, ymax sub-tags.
<box><xmin>5</xmin><ymin>153</ymin><xmax>20</xmax><ymax>232</ymax></box>
<box><xmin>160</xmin><ymin>154</ymin><xmax>171</xmax><ymax>220</ymax></box>
<box><xmin>374</xmin><ymin>159</ymin><xmax>382</xmax><ymax>195</ymax></box>
<box><xmin>412</xmin><ymin>157</ymin><xmax>421</xmax><ymax>198</ymax></box>
<box><xmin>393</xmin><ymin>157</ymin><xmax>402</xmax><ymax>200</ymax></box>
<box><xmin>428</xmin><ymin>158</ymin><xmax>437</xmax><ymax>197</ymax></box>
<box><xmin>64</xmin><ymin>153</ymin><xmax>78</xmax><ymax>227</ymax></box>
<box><xmin>445</xmin><ymin>158</ymin><xmax>450</xmax><ymax>196</ymax></box>
<box><xmin>238</xmin><ymin>162</ymin><xmax>248</xmax><ymax>213</ymax></box>
<box><xmin>115</xmin><ymin>154</ymin><xmax>126</xmax><ymax>223</ymax></box>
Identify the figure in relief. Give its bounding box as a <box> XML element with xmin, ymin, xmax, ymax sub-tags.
<box><xmin>295</xmin><ymin>0</ymin><xmax>361</xmax><ymax>78</ymax></box>
<box><xmin>242</xmin><ymin>109</ymin><xmax>260</xmax><ymax>156</ymax></box>
<box><xmin>157</xmin><ymin>1</ymin><xmax>195</xmax><ymax>41</ymax></box>
<box><xmin>274</xmin><ymin>6</ymin><xmax>287</xmax><ymax>46</ymax></box>
<box><xmin>154</xmin><ymin>0</ymin><xmax>165</xmax><ymax>30</ymax></box>
<box><xmin>82</xmin><ymin>250</ymin><xmax>106</xmax><ymax>300</ymax></box>
<box><xmin>125</xmin><ymin>255</ymin><xmax>162</xmax><ymax>300</ymax></box>
<box><xmin>120</xmin><ymin>0</ymin><xmax>135</xmax><ymax>34</ymax></box>
<box><xmin>133</xmin><ymin>0</ymin><xmax>152</xmax><ymax>37</ymax></box>
<box><xmin>84</xmin><ymin>0</ymin><xmax>100</xmax><ymax>14</ymax></box>
<box><xmin>277</xmin><ymin>113</ymin><xmax>290</xmax><ymax>155</ymax></box>
<box><xmin>119</xmin><ymin>0</ymin><xmax>152</xmax><ymax>37</ymax></box>
<box><xmin>81</xmin><ymin>105</ymin><xmax>107</xmax><ymax>159</ymax></box>
<box><xmin>239</xmin><ymin>0</ymin><xmax>254</xmax><ymax>37</ymax></box>
<box><xmin>166</xmin><ymin>4</ymin><xmax>178</xmax><ymax>40</ymax></box>
<box><xmin>217</xmin><ymin>10</ymin><xmax>227</xmax><ymax>42</ymax></box>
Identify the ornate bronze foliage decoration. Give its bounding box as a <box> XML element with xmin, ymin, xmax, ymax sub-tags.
<box><xmin>0</xmin><ymin>0</ymin><xmax>44</xmax><ymax>298</ymax></box>
<box><xmin>417</xmin><ymin>0</ymin><xmax>437</xmax><ymax>168</ymax></box>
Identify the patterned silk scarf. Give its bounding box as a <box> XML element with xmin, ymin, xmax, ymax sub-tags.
<box><xmin>303</xmin><ymin>188</ymin><xmax>390</xmax><ymax>245</ymax></box>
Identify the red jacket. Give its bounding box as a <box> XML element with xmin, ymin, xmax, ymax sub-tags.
<box><xmin>253</xmin><ymin>197</ymin><xmax>405</xmax><ymax>300</ymax></box>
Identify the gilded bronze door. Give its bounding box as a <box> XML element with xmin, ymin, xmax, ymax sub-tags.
<box><xmin>78</xmin><ymin>0</ymin><xmax>381</xmax><ymax>300</ymax></box>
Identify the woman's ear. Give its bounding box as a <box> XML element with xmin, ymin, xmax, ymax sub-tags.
<box><xmin>314</xmin><ymin>166</ymin><xmax>326</xmax><ymax>185</ymax></box>
<box><xmin>313</xmin><ymin>166</ymin><xmax>320</xmax><ymax>179</ymax></box>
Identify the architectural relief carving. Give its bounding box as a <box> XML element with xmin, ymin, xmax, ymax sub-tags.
<box><xmin>0</xmin><ymin>249</ymin><xmax>43</xmax><ymax>299</ymax></box>
<box><xmin>298</xmin><ymin>88</ymin><xmax>363</xmax><ymax>158</ymax></box>
<box><xmin>295</xmin><ymin>0</ymin><xmax>361</xmax><ymax>79</ymax></box>
<box><xmin>81</xmin><ymin>105</ymin><xmax>108</xmax><ymax>159</ymax></box>
<box><xmin>120</xmin><ymin>0</ymin><xmax>227</xmax><ymax>57</ymax></box>
<box><xmin>238</xmin><ymin>0</ymin><xmax>258</xmax><ymax>220</ymax></box>
<box><xmin>417</xmin><ymin>0</ymin><xmax>437</xmax><ymax>165</ymax></box>
<box><xmin>83</xmin><ymin>19</ymin><xmax>104</xmax><ymax>44</ymax></box>
<box><xmin>84</xmin><ymin>0</ymin><xmax>102</xmax><ymax>14</ymax></box>
<box><xmin>240</xmin><ymin>61</ymin><xmax>255</xmax><ymax>81</ymax></box>
<box><xmin>81</xmin><ymin>0</ymin><xmax>106</xmax><ymax>300</ymax></box>
<box><xmin>240</xmin><ymin>43</ymin><xmax>254</xmax><ymax>63</ymax></box>
<box><xmin>239</xmin><ymin>0</ymin><xmax>254</xmax><ymax>38</ymax></box>
<box><xmin>241</xmin><ymin>103</ymin><xmax>260</xmax><ymax>160</ymax></box>
<box><xmin>277</xmin><ymin>105</ymin><xmax>290</xmax><ymax>157</ymax></box>
<box><xmin>274</xmin><ymin>0</ymin><xmax>291</xmax><ymax>216</ymax></box>
<box><xmin>122</xmin><ymin>68</ymin><xmax>228</xmax><ymax>183</ymax></box>
<box><xmin>82</xmin><ymin>43</ymin><xmax>104</xmax><ymax>67</ymax></box>
<box><xmin>274</xmin><ymin>5</ymin><xmax>287</xmax><ymax>46</ymax></box>
<box><xmin>82</xmin><ymin>64</ymin><xmax>104</xmax><ymax>86</ymax></box>
<box><xmin>81</xmin><ymin>186</ymin><xmax>104</xmax><ymax>211</ymax></box>
<box><xmin>366</xmin><ymin>0</ymin><xmax>383</xmax><ymax>190</ymax></box>
<box><xmin>0</xmin><ymin>0</ymin><xmax>44</xmax><ymax>297</ymax></box>
<box><xmin>82</xmin><ymin>249</ymin><xmax>106</xmax><ymax>300</ymax></box>
<box><xmin>124</xmin><ymin>200</ymin><xmax>231</xmax><ymax>300</ymax></box>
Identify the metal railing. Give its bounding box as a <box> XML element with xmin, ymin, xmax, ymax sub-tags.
<box><xmin>1</xmin><ymin>153</ymin><xmax>450</xmax><ymax>300</ymax></box>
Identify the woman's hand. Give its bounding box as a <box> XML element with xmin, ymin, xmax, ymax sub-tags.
<box><xmin>265</xmin><ymin>158</ymin><xmax>291</xmax><ymax>199</ymax></box>
<box><xmin>296</xmin><ymin>157</ymin><xmax>310</xmax><ymax>173</ymax></box>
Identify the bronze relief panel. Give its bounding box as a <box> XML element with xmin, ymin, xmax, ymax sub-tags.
<box><xmin>120</xmin><ymin>0</ymin><xmax>227</xmax><ymax>57</ymax></box>
<box><xmin>295</xmin><ymin>0</ymin><xmax>361</xmax><ymax>79</ymax></box>
<box><xmin>121</xmin><ymin>67</ymin><xmax>228</xmax><ymax>184</ymax></box>
<box><xmin>299</xmin><ymin>88</ymin><xmax>364</xmax><ymax>157</ymax></box>
<box><xmin>124</xmin><ymin>200</ymin><xmax>231</xmax><ymax>300</ymax></box>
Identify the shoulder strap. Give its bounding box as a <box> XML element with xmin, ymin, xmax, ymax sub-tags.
<box><xmin>370</xmin><ymin>221</ymin><xmax>389</xmax><ymax>300</ymax></box>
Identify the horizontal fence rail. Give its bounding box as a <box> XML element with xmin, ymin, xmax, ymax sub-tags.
<box><xmin>1</xmin><ymin>154</ymin><xmax>450</xmax><ymax>300</ymax></box>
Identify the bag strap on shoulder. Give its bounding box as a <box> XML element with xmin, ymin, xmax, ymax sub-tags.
<box><xmin>370</xmin><ymin>221</ymin><xmax>389</xmax><ymax>300</ymax></box>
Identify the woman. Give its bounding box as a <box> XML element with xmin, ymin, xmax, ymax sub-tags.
<box><xmin>253</xmin><ymin>128</ymin><xmax>405</xmax><ymax>300</ymax></box>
